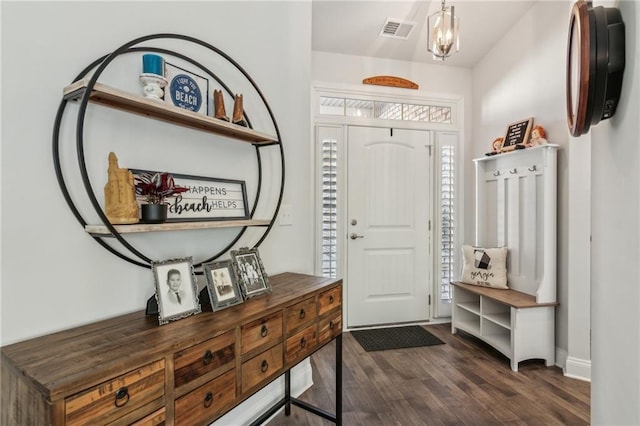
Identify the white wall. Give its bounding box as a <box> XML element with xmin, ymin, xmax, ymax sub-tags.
<box><xmin>471</xmin><ymin>0</ymin><xmax>577</xmax><ymax>368</ymax></box>
<box><xmin>590</xmin><ymin>1</ymin><xmax>640</xmax><ymax>424</ymax></box>
<box><xmin>0</xmin><ymin>1</ymin><xmax>313</xmax><ymax>345</ymax></box>
<box><xmin>473</xmin><ymin>0</ymin><xmax>640</xmax><ymax>423</ymax></box>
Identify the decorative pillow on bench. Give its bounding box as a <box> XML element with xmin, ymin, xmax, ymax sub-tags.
<box><xmin>461</xmin><ymin>245</ymin><xmax>508</xmax><ymax>289</ymax></box>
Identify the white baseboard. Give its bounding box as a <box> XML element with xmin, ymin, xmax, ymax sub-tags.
<box><xmin>211</xmin><ymin>358</ymin><xmax>314</xmax><ymax>425</ymax></box>
<box><xmin>554</xmin><ymin>347</ymin><xmax>591</xmax><ymax>382</ymax></box>
<box><xmin>564</xmin><ymin>356</ymin><xmax>592</xmax><ymax>382</ymax></box>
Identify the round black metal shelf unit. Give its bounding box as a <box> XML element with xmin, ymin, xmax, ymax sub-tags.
<box><xmin>52</xmin><ymin>33</ymin><xmax>285</xmax><ymax>269</ymax></box>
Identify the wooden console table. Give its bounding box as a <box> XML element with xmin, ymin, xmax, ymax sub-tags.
<box><xmin>1</xmin><ymin>273</ymin><xmax>342</xmax><ymax>425</ymax></box>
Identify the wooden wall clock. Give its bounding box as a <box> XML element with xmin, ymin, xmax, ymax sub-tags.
<box><xmin>566</xmin><ymin>0</ymin><xmax>625</xmax><ymax>137</ymax></box>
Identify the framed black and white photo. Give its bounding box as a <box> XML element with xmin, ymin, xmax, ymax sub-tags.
<box><xmin>164</xmin><ymin>62</ymin><xmax>209</xmax><ymax>115</ymax></box>
<box><xmin>231</xmin><ymin>247</ymin><xmax>270</xmax><ymax>299</ymax></box>
<box><xmin>152</xmin><ymin>257</ymin><xmax>201</xmax><ymax>325</ymax></box>
<box><xmin>203</xmin><ymin>260</ymin><xmax>243</xmax><ymax>311</ymax></box>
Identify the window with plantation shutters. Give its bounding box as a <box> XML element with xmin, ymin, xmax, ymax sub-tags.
<box><xmin>440</xmin><ymin>144</ymin><xmax>456</xmax><ymax>303</ymax></box>
<box><xmin>321</xmin><ymin>136</ymin><xmax>338</xmax><ymax>278</ymax></box>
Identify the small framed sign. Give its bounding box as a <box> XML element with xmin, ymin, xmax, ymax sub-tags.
<box><xmin>132</xmin><ymin>170</ymin><xmax>249</xmax><ymax>222</ymax></box>
<box><xmin>502</xmin><ymin>118</ymin><xmax>533</xmax><ymax>152</ymax></box>
<box><xmin>164</xmin><ymin>62</ymin><xmax>209</xmax><ymax>115</ymax></box>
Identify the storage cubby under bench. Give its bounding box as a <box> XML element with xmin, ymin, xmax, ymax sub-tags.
<box><xmin>451</xmin><ymin>281</ymin><xmax>558</xmax><ymax>371</ymax></box>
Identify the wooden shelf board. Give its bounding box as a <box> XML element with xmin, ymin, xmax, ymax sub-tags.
<box><xmin>63</xmin><ymin>80</ymin><xmax>278</xmax><ymax>145</ymax></box>
<box><xmin>483</xmin><ymin>312</ymin><xmax>511</xmax><ymax>330</ymax></box>
<box><xmin>451</xmin><ymin>282</ymin><xmax>558</xmax><ymax>308</ymax></box>
<box><xmin>86</xmin><ymin>219</ymin><xmax>271</xmax><ymax>236</ymax></box>
<box><xmin>456</xmin><ymin>302</ymin><xmax>481</xmax><ymax>315</ymax></box>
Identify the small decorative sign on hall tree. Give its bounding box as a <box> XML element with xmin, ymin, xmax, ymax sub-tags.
<box><xmin>501</xmin><ymin>118</ymin><xmax>533</xmax><ymax>152</ymax></box>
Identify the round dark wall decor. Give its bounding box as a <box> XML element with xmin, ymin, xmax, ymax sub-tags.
<box><xmin>566</xmin><ymin>0</ymin><xmax>625</xmax><ymax>137</ymax></box>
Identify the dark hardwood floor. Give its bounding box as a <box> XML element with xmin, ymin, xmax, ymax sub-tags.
<box><xmin>268</xmin><ymin>323</ymin><xmax>590</xmax><ymax>425</ymax></box>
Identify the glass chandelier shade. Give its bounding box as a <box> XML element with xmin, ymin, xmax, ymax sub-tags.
<box><xmin>427</xmin><ymin>1</ymin><xmax>459</xmax><ymax>61</ymax></box>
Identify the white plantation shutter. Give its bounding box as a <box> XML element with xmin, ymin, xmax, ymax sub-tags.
<box><xmin>321</xmin><ymin>137</ymin><xmax>338</xmax><ymax>278</ymax></box>
<box><xmin>440</xmin><ymin>144</ymin><xmax>456</xmax><ymax>302</ymax></box>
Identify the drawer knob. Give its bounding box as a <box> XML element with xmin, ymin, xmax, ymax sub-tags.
<box><xmin>329</xmin><ymin>295</ymin><xmax>334</xmax><ymax>303</ymax></box>
<box><xmin>261</xmin><ymin>324</ymin><xmax>269</xmax><ymax>337</ymax></box>
<box><xmin>261</xmin><ymin>359</ymin><xmax>269</xmax><ymax>373</ymax></box>
<box><xmin>114</xmin><ymin>387</ymin><xmax>129</xmax><ymax>407</ymax></box>
<box><xmin>299</xmin><ymin>309</ymin><xmax>306</xmax><ymax>319</ymax></box>
<box><xmin>329</xmin><ymin>320</ymin><xmax>335</xmax><ymax>329</ymax></box>
<box><xmin>203</xmin><ymin>349</ymin><xmax>213</xmax><ymax>365</ymax></box>
<box><xmin>300</xmin><ymin>337</ymin><xmax>307</xmax><ymax>348</ymax></box>
<box><xmin>204</xmin><ymin>391</ymin><xmax>214</xmax><ymax>408</ymax></box>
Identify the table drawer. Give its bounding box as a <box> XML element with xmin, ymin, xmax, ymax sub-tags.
<box><xmin>175</xmin><ymin>369</ymin><xmax>236</xmax><ymax>425</ymax></box>
<box><xmin>319</xmin><ymin>312</ymin><xmax>342</xmax><ymax>345</ymax></box>
<box><xmin>174</xmin><ymin>330</ymin><xmax>235</xmax><ymax>389</ymax></box>
<box><xmin>285</xmin><ymin>324</ymin><xmax>318</xmax><ymax>364</ymax></box>
<box><xmin>285</xmin><ymin>297</ymin><xmax>317</xmax><ymax>332</ymax></box>
<box><xmin>318</xmin><ymin>286</ymin><xmax>342</xmax><ymax>316</ymax></box>
<box><xmin>129</xmin><ymin>407</ymin><xmax>166</xmax><ymax>426</ymax></box>
<box><xmin>65</xmin><ymin>359</ymin><xmax>165</xmax><ymax>426</ymax></box>
<box><xmin>241</xmin><ymin>312</ymin><xmax>283</xmax><ymax>355</ymax></box>
<box><xmin>241</xmin><ymin>344</ymin><xmax>283</xmax><ymax>392</ymax></box>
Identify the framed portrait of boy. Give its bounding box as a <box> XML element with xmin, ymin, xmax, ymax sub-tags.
<box><xmin>231</xmin><ymin>247</ymin><xmax>270</xmax><ymax>299</ymax></box>
<box><xmin>152</xmin><ymin>257</ymin><xmax>202</xmax><ymax>325</ymax></box>
<box><xmin>203</xmin><ymin>260</ymin><xmax>244</xmax><ymax>311</ymax></box>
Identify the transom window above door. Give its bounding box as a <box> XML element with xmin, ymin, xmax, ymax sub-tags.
<box><xmin>319</xmin><ymin>96</ymin><xmax>452</xmax><ymax>123</ymax></box>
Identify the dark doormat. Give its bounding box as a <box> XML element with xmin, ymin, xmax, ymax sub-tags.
<box><xmin>350</xmin><ymin>325</ymin><xmax>445</xmax><ymax>352</ymax></box>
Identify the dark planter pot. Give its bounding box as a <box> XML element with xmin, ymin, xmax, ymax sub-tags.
<box><xmin>141</xmin><ymin>204</ymin><xmax>168</xmax><ymax>224</ymax></box>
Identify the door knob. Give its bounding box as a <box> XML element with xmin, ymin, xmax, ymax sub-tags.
<box><xmin>350</xmin><ymin>233</ymin><xmax>364</xmax><ymax>240</ymax></box>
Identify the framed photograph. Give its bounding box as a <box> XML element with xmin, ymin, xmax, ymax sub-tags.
<box><xmin>231</xmin><ymin>247</ymin><xmax>270</xmax><ymax>299</ymax></box>
<box><xmin>132</xmin><ymin>169</ymin><xmax>249</xmax><ymax>221</ymax></box>
<box><xmin>152</xmin><ymin>257</ymin><xmax>202</xmax><ymax>325</ymax></box>
<box><xmin>502</xmin><ymin>117</ymin><xmax>533</xmax><ymax>152</ymax></box>
<box><xmin>203</xmin><ymin>260</ymin><xmax>244</xmax><ymax>311</ymax></box>
<box><xmin>164</xmin><ymin>62</ymin><xmax>209</xmax><ymax>115</ymax></box>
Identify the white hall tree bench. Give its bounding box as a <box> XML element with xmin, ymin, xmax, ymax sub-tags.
<box><xmin>451</xmin><ymin>282</ymin><xmax>558</xmax><ymax>371</ymax></box>
<box><xmin>452</xmin><ymin>145</ymin><xmax>559</xmax><ymax>371</ymax></box>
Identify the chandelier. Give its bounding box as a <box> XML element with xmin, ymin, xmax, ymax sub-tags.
<box><xmin>427</xmin><ymin>0</ymin><xmax>460</xmax><ymax>61</ymax></box>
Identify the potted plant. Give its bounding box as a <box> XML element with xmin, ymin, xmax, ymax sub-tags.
<box><xmin>134</xmin><ymin>172</ymin><xmax>189</xmax><ymax>223</ymax></box>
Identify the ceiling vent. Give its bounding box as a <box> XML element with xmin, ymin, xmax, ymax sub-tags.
<box><xmin>379</xmin><ymin>18</ymin><xmax>416</xmax><ymax>39</ymax></box>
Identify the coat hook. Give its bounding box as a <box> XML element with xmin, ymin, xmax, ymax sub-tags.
<box><xmin>493</xmin><ymin>170</ymin><xmax>501</xmax><ymax>177</ymax></box>
<box><xmin>528</xmin><ymin>165</ymin><xmax>537</xmax><ymax>172</ymax></box>
<box><xmin>510</xmin><ymin>168</ymin><xmax>517</xmax><ymax>174</ymax></box>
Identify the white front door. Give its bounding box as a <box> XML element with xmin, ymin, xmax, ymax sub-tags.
<box><xmin>347</xmin><ymin>126</ymin><xmax>432</xmax><ymax>327</ymax></box>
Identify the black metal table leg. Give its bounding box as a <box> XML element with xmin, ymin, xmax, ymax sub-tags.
<box><xmin>336</xmin><ymin>333</ymin><xmax>342</xmax><ymax>426</ymax></box>
<box><xmin>285</xmin><ymin>369</ymin><xmax>291</xmax><ymax>416</ymax></box>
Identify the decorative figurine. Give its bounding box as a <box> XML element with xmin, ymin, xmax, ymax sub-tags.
<box><xmin>232</xmin><ymin>94</ymin><xmax>247</xmax><ymax>127</ymax></box>
<box><xmin>526</xmin><ymin>125</ymin><xmax>548</xmax><ymax>147</ymax></box>
<box><xmin>213</xmin><ymin>89</ymin><xmax>230</xmax><ymax>121</ymax></box>
<box><xmin>486</xmin><ymin>137</ymin><xmax>504</xmax><ymax>156</ymax></box>
<box><xmin>104</xmin><ymin>152</ymin><xmax>139</xmax><ymax>224</ymax></box>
